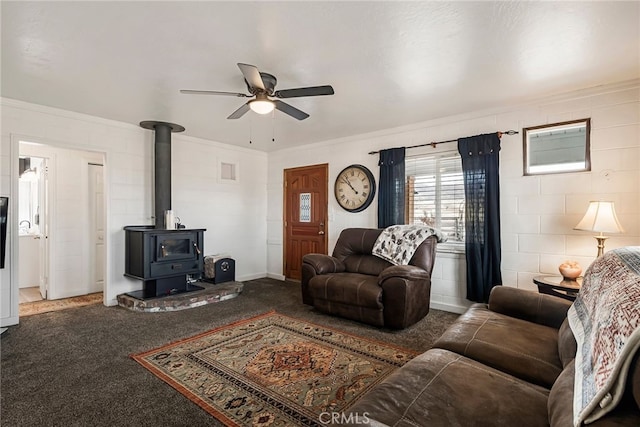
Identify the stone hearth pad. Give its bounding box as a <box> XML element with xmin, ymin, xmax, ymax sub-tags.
<box><xmin>117</xmin><ymin>281</ymin><xmax>243</xmax><ymax>313</ymax></box>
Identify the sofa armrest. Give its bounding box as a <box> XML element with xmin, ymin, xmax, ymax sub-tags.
<box><xmin>301</xmin><ymin>254</ymin><xmax>345</xmax><ymax>306</ymax></box>
<box><xmin>488</xmin><ymin>286</ymin><xmax>572</xmax><ymax>329</ymax></box>
<box><xmin>378</xmin><ymin>265</ymin><xmax>430</xmax><ymax>284</ymax></box>
<box><xmin>379</xmin><ymin>266</ymin><xmax>432</xmax><ymax>329</ymax></box>
<box><xmin>302</xmin><ymin>254</ymin><xmax>345</xmax><ymax>275</ymax></box>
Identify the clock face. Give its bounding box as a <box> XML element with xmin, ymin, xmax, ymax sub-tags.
<box><xmin>334</xmin><ymin>164</ymin><xmax>376</xmax><ymax>212</ymax></box>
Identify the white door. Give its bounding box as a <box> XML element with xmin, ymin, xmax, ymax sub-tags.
<box><xmin>88</xmin><ymin>164</ymin><xmax>104</xmax><ymax>293</ymax></box>
<box><xmin>38</xmin><ymin>159</ymin><xmax>49</xmax><ymax>299</ymax></box>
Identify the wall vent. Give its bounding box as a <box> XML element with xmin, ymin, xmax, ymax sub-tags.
<box><xmin>220</xmin><ymin>161</ymin><xmax>238</xmax><ymax>182</ymax></box>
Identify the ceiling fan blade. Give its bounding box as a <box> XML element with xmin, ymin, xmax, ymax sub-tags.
<box><xmin>273</xmin><ymin>100</ymin><xmax>309</xmax><ymax>120</ymax></box>
<box><xmin>227</xmin><ymin>102</ymin><xmax>251</xmax><ymax>119</ymax></box>
<box><xmin>237</xmin><ymin>63</ymin><xmax>265</xmax><ymax>91</ymax></box>
<box><xmin>274</xmin><ymin>85</ymin><xmax>334</xmax><ymax>98</ymax></box>
<box><xmin>180</xmin><ymin>89</ymin><xmax>249</xmax><ymax>97</ymax></box>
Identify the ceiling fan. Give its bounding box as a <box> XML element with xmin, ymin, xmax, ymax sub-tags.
<box><xmin>180</xmin><ymin>63</ymin><xmax>334</xmax><ymax>120</ymax></box>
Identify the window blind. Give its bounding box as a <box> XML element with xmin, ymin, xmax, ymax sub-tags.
<box><xmin>406</xmin><ymin>152</ymin><xmax>465</xmax><ymax>242</ymax></box>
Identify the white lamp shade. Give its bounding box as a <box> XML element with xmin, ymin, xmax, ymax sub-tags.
<box><xmin>249</xmin><ymin>99</ymin><xmax>275</xmax><ymax>115</ymax></box>
<box><xmin>574</xmin><ymin>201</ymin><xmax>625</xmax><ymax>233</ymax></box>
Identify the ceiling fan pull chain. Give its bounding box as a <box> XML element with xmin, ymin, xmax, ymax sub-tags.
<box><xmin>272</xmin><ymin>110</ymin><xmax>276</xmax><ymax>143</ymax></box>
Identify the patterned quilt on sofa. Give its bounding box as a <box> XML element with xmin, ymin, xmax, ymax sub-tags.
<box><xmin>372</xmin><ymin>224</ymin><xmax>445</xmax><ymax>266</ymax></box>
<box><xmin>568</xmin><ymin>246</ymin><xmax>640</xmax><ymax>426</ymax></box>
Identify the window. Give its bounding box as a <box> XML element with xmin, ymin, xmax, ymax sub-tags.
<box><xmin>405</xmin><ymin>151</ymin><xmax>465</xmax><ymax>243</ymax></box>
<box><xmin>523</xmin><ymin>118</ymin><xmax>591</xmax><ymax>175</ymax></box>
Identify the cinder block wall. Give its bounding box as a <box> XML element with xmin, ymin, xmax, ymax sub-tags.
<box><xmin>268</xmin><ymin>81</ymin><xmax>640</xmax><ymax>312</ymax></box>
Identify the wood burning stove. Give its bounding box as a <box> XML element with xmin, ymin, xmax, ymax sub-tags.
<box><xmin>124</xmin><ymin>226</ymin><xmax>206</xmax><ymax>298</ymax></box>
<box><xmin>124</xmin><ymin>120</ymin><xmax>208</xmax><ymax>299</ymax></box>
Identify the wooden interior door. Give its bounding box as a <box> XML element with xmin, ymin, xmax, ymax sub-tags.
<box><xmin>88</xmin><ymin>163</ymin><xmax>104</xmax><ymax>293</ymax></box>
<box><xmin>38</xmin><ymin>158</ymin><xmax>50</xmax><ymax>299</ymax></box>
<box><xmin>283</xmin><ymin>164</ymin><xmax>328</xmax><ymax>280</ymax></box>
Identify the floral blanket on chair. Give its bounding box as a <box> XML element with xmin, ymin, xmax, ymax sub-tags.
<box><xmin>568</xmin><ymin>246</ymin><xmax>640</xmax><ymax>426</ymax></box>
<box><xmin>372</xmin><ymin>224</ymin><xmax>445</xmax><ymax>266</ymax></box>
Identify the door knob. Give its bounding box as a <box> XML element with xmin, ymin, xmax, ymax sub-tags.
<box><xmin>318</xmin><ymin>231</ymin><xmax>325</xmax><ymax>235</ymax></box>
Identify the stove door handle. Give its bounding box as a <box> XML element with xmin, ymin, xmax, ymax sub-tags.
<box><xmin>193</xmin><ymin>242</ymin><xmax>201</xmax><ymax>255</ymax></box>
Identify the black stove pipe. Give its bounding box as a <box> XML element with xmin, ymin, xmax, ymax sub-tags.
<box><xmin>140</xmin><ymin>120</ymin><xmax>185</xmax><ymax>229</ymax></box>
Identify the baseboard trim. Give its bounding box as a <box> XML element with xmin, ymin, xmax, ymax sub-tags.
<box><xmin>266</xmin><ymin>273</ymin><xmax>286</xmax><ymax>281</ymax></box>
<box><xmin>1</xmin><ymin>315</ymin><xmax>19</xmax><ymax>327</ymax></box>
<box><xmin>430</xmin><ymin>301</ymin><xmax>469</xmax><ymax>314</ymax></box>
<box><xmin>237</xmin><ymin>272</ymin><xmax>268</xmax><ymax>282</ymax></box>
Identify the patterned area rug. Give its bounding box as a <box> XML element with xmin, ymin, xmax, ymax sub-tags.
<box><xmin>19</xmin><ymin>292</ymin><xmax>103</xmax><ymax>317</ymax></box>
<box><xmin>132</xmin><ymin>311</ymin><xmax>417</xmax><ymax>426</ymax></box>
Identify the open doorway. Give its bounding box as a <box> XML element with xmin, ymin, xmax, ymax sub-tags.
<box><xmin>17</xmin><ymin>155</ymin><xmax>46</xmax><ymax>302</ymax></box>
<box><xmin>18</xmin><ymin>141</ymin><xmax>105</xmax><ymax>305</ymax></box>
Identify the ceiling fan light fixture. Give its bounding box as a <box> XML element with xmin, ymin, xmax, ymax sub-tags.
<box><xmin>248</xmin><ymin>99</ymin><xmax>275</xmax><ymax>115</ymax></box>
<box><xmin>181</xmin><ymin>63</ymin><xmax>334</xmax><ymax>120</ymax></box>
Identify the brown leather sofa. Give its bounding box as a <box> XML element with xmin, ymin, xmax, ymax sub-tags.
<box><xmin>301</xmin><ymin>228</ymin><xmax>437</xmax><ymax>329</ymax></box>
<box><xmin>346</xmin><ymin>286</ymin><xmax>640</xmax><ymax>426</ymax></box>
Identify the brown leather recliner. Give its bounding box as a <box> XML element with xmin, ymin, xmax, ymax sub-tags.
<box><xmin>301</xmin><ymin>228</ymin><xmax>438</xmax><ymax>329</ymax></box>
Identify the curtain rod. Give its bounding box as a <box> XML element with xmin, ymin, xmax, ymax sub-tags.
<box><xmin>367</xmin><ymin>130</ymin><xmax>519</xmax><ymax>155</ymax></box>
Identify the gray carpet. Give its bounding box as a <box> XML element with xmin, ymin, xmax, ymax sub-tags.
<box><xmin>1</xmin><ymin>278</ymin><xmax>459</xmax><ymax>427</ymax></box>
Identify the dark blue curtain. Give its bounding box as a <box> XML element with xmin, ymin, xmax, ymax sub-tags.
<box><xmin>378</xmin><ymin>147</ymin><xmax>406</xmax><ymax>228</ymax></box>
<box><xmin>458</xmin><ymin>133</ymin><xmax>502</xmax><ymax>303</ymax></box>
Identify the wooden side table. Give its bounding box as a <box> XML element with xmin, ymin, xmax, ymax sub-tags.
<box><xmin>533</xmin><ymin>275</ymin><xmax>582</xmax><ymax>301</ymax></box>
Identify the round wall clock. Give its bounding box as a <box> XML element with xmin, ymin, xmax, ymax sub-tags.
<box><xmin>334</xmin><ymin>164</ymin><xmax>376</xmax><ymax>212</ymax></box>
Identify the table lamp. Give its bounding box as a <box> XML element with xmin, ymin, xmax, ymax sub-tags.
<box><xmin>574</xmin><ymin>201</ymin><xmax>624</xmax><ymax>257</ymax></box>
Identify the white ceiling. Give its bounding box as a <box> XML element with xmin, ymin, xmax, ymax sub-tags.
<box><xmin>2</xmin><ymin>1</ymin><xmax>639</xmax><ymax>152</ymax></box>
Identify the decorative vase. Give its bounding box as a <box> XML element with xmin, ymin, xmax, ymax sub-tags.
<box><xmin>559</xmin><ymin>261</ymin><xmax>582</xmax><ymax>280</ymax></box>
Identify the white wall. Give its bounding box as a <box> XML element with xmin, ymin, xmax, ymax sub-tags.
<box><xmin>1</xmin><ymin>98</ymin><xmax>268</xmax><ymax>325</ymax></box>
<box><xmin>267</xmin><ymin>80</ymin><xmax>640</xmax><ymax>313</ymax></box>
<box><xmin>171</xmin><ymin>137</ymin><xmax>268</xmax><ymax>276</ymax></box>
